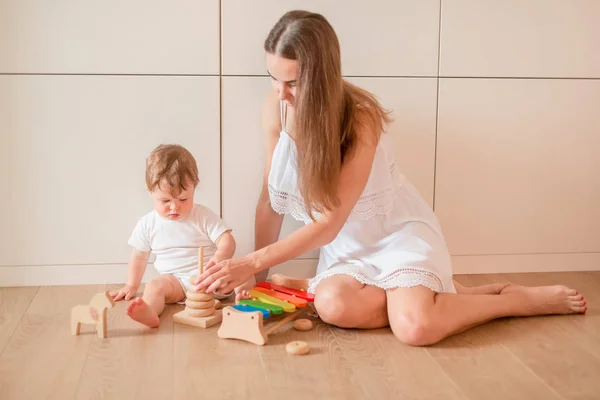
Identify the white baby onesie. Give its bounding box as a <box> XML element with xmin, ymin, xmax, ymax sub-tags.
<box><xmin>128</xmin><ymin>203</ymin><xmax>231</xmax><ymax>294</ymax></box>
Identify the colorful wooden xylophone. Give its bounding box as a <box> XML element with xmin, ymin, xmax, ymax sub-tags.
<box><xmin>217</xmin><ymin>281</ymin><xmax>315</xmax><ymax>345</ymax></box>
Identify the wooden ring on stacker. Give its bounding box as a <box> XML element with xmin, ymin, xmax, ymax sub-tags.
<box><xmin>185</xmin><ymin>291</ymin><xmax>213</xmax><ymax>301</ymax></box>
<box><xmin>185</xmin><ymin>299</ymin><xmax>215</xmax><ymax>309</ymax></box>
<box><xmin>186</xmin><ymin>307</ymin><xmax>215</xmax><ymax>317</ymax></box>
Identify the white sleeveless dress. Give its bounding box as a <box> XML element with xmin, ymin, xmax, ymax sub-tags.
<box><xmin>268</xmin><ymin>102</ymin><xmax>457</xmax><ymax>295</ymax></box>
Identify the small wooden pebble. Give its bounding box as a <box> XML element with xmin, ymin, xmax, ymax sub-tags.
<box><xmin>293</xmin><ymin>318</ymin><xmax>314</xmax><ymax>331</ymax></box>
<box><xmin>286</xmin><ymin>341</ymin><xmax>310</xmax><ymax>355</ymax></box>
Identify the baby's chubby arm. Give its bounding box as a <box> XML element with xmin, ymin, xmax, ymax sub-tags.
<box><xmin>110</xmin><ymin>248</ymin><xmax>150</xmax><ymax>301</ymax></box>
<box><xmin>205</xmin><ymin>231</ymin><xmax>255</xmax><ymax>298</ymax></box>
<box><xmin>207</xmin><ymin>230</ymin><xmax>236</xmax><ymax>265</ymax></box>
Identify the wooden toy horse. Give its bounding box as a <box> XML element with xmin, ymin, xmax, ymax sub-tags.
<box><xmin>71</xmin><ymin>291</ymin><xmax>116</xmax><ymax>339</ymax></box>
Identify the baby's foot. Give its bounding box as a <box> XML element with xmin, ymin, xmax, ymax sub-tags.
<box><xmin>235</xmin><ymin>290</ymin><xmax>252</xmax><ymax>303</ymax></box>
<box><xmin>127</xmin><ymin>298</ymin><xmax>160</xmax><ymax>328</ymax></box>
<box><xmin>504</xmin><ymin>285</ymin><xmax>587</xmax><ymax>316</ymax></box>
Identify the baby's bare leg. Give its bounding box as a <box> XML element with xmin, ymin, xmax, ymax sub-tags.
<box><xmin>127</xmin><ymin>275</ymin><xmax>185</xmax><ymax>328</ymax></box>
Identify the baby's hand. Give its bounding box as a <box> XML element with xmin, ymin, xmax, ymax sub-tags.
<box><xmin>204</xmin><ymin>256</ymin><xmax>223</xmax><ymax>271</ymax></box>
<box><xmin>110</xmin><ymin>285</ymin><xmax>137</xmax><ymax>301</ymax></box>
<box><xmin>235</xmin><ymin>290</ymin><xmax>252</xmax><ymax>303</ymax></box>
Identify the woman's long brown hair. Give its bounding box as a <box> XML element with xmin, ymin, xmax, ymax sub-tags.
<box><xmin>265</xmin><ymin>10</ymin><xmax>392</xmax><ymax>219</ymax></box>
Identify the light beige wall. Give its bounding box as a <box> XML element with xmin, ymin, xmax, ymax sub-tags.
<box><xmin>1</xmin><ymin>0</ymin><xmax>598</xmax><ymax>286</ymax></box>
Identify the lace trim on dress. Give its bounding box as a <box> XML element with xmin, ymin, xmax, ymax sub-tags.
<box><xmin>307</xmin><ymin>266</ymin><xmax>445</xmax><ymax>294</ymax></box>
<box><xmin>268</xmin><ymin>162</ymin><xmax>403</xmax><ymax>223</ymax></box>
<box><xmin>348</xmin><ymin>162</ymin><xmax>402</xmax><ymax>220</ymax></box>
<box><xmin>268</xmin><ymin>183</ymin><xmax>314</xmax><ymax>223</ymax></box>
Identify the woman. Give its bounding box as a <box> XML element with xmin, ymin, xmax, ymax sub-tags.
<box><xmin>197</xmin><ymin>10</ymin><xmax>586</xmax><ymax>346</ymax></box>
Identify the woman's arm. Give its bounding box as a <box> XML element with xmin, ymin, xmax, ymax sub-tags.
<box><xmin>253</xmin><ymin>91</ymin><xmax>285</xmax><ymax>281</ymax></box>
<box><xmin>196</xmin><ymin>112</ymin><xmax>378</xmax><ymax>294</ymax></box>
<box><xmin>250</xmin><ymin>123</ymin><xmax>377</xmax><ymax>272</ymax></box>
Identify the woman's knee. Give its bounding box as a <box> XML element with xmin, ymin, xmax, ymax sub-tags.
<box><xmin>387</xmin><ymin>287</ymin><xmax>439</xmax><ymax>346</ymax></box>
<box><xmin>389</xmin><ymin>312</ymin><xmax>437</xmax><ymax>346</ymax></box>
<box><xmin>313</xmin><ymin>275</ymin><xmax>387</xmax><ymax>328</ymax></box>
<box><xmin>314</xmin><ymin>282</ymin><xmax>352</xmax><ymax>326</ymax></box>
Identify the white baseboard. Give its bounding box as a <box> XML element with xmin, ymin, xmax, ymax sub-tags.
<box><xmin>451</xmin><ymin>253</ymin><xmax>600</xmax><ymax>274</ymax></box>
<box><xmin>0</xmin><ymin>259</ymin><xmax>319</xmax><ymax>287</ymax></box>
<box><xmin>1</xmin><ymin>254</ymin><xmax>598</xmax><ymax>287</ymax></box>
<box><xmin>0</xmin><ymin>264</ymin><xmax>157</xmax><ymax>287</ymax></box>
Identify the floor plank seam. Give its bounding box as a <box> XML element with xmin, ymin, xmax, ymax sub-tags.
<box><xmin>423</xmin><ymin>347</ymin><xmax>471</xmax><ymax>400</ymax></box>
<box><xmin>552</xmin><ymin>320</ymin><xmax>600</xmax><ymax>362</ymax></box>
<box><xmin>328</xmin><ymin>325</ymin><xmax>373</xmax><ymax>399</ymax></box>
<box><xmin>0</xmin><ymin>286</ymin><xmax>40</xmax><ymax>359</ymax></box>
<box><xmin>256</xmin><ymin>342</ymin><xmax>276</xmax><ymax>398</ymax></box>
<box><xmin>72</xmin><ymin>283</ymin><xmax>108</xmax><ymax>398</ymax></box>
<box><xmin>501</xmin><ymin>343</ymin><xmax>566</xmax><ymax>400</ymax></box>
<box><xmin>171</xmin><ymin>308</ymin><xmax>176</xmax><ymax>400</ymax></box>
<box><xmin>72</xmin><ymin>318</ymin><xmax>96</xmax><ymax>398</ymax></box>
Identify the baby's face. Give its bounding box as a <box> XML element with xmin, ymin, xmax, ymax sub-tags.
<box><xmin>150</xmin><ymin>183</ymin><xmax>195</xmax><ymax>221</ymax></box>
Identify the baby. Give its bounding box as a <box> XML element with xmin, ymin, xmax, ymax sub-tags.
<box><xmin>110</xmin><ymin>144</ymin><xmax>253</xmax><ymax>327</ymax></box>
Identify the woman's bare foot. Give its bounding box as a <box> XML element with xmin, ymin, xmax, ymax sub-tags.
<box><xmin>127</xmin><ymin>298</ymin><xmax>160</xmax><ymax>328</ymax></box>
<box><xmin>500</xmin><ymin>284</ymin><xmax>587</xmax><ymax>316</ymax></box>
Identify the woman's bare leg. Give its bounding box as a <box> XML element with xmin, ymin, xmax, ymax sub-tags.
<box><xmin>313</xmin><ymin>275</ymin><xmax>388</xmax><ymax>329</ymax></box>
<box><xmin>387</xmin><ymin>284</ymin><xmax>586</xmax><ymax>346</ymax></box>
<box><xmin>453</xmin><ymin>280</ymin><xmax>511</xmax><ymax>295</ymax></box>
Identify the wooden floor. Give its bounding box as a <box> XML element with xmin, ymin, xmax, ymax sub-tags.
<box><xmin>0</xmin><ymin>272</ymin><xmax>599</xmax><ymax>400</ymax></box>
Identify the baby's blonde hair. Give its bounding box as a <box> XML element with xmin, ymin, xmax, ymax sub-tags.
<box><xmin>145</xmin><ymin>144</ymin><xmax>199</xmax><ymax>196</ymax></box>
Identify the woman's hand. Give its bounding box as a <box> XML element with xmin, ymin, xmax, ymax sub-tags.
<box><xmin>205</xmin><ymin>255</ymin><xmax>224</xmax><ymax>270</ymax></box>
<box><xmin>194</xmin><ymin>256</ymin><xmax>257</xmax><ymax>295</ymax></box>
